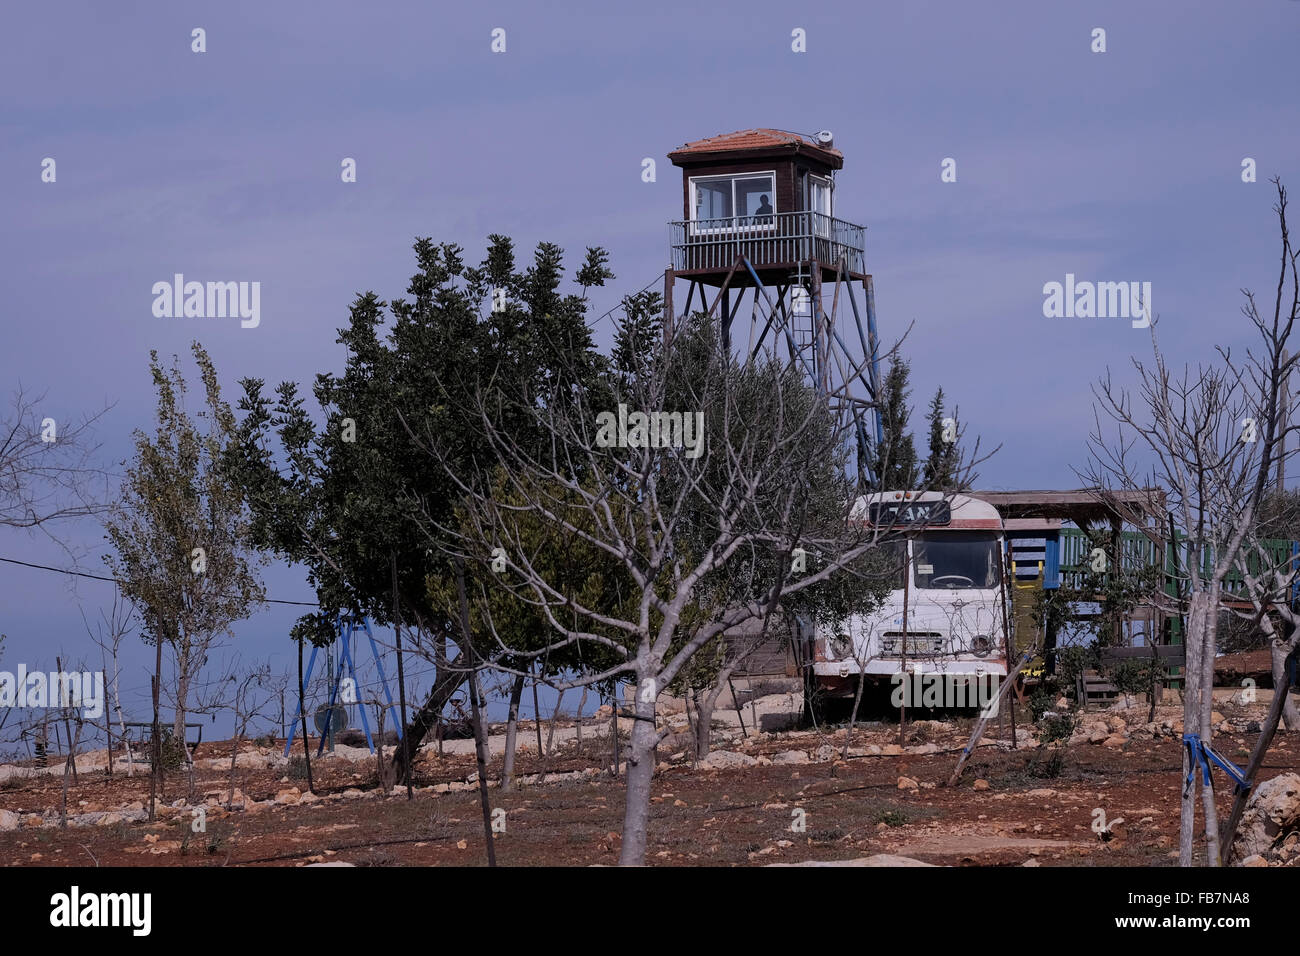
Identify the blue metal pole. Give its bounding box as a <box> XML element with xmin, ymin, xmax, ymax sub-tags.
<box><xmin>361</xmin><ymin>617</ymin><xmax>403</xmax><ymax>740</ymax></box>
<box><xmin>315</xmin><ymin>619</ymin><xmax>347</xmax><ymax>758</ymax></box>
<box><xmin>341</xmin><ymin>623</ymin><xmax>376</xmax><ymax>753</ymax></box>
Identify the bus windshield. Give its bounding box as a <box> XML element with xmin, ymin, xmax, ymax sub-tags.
<box><xmin>912</xmin><ymin>532</ymin><xmax>999</xmax><ymax>589</ymax></box>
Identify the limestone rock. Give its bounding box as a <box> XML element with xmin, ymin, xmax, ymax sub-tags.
<box><xmin>772</xmin><ymin>750</ymin><xmax>811</xmax><ymax>765</ymax></box>
<box><xmin>1231</xmin><ymin>772</ymin><xmax>1300</xmax><ymax>864</ymax></box>
<box><xmin>701</xmin><ymin>750</ymin><xmax>758</xmax><ymax>769</ymax></box>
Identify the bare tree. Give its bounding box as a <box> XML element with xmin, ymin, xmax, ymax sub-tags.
<box><xmin>81</xmin><ymin>588</ymin><xmax>137</xmax><ymax>776</ymax></box>
<box><xmin>221</xmin><ymin>662</ymin><xmax>281</xmax><ymax>807</ymax></box>
<box><xmin>0</xmin><ymin>385</ymin><xmax>109</xmax><ymax>539</ymax></box>
<box><xmin>1231</xmin><ymin>491</ymin><xmax>1300</xmax><ymax>731</ymax></box>
<box><xmin>406</xmin><ymin>315</ymin><xmax>975</xmax><ymax>865</ymax></box>
<box><xmin>1087</xmin><ymin>179</ymin><xmax>1300</xmax><ymax>866</ymax></box>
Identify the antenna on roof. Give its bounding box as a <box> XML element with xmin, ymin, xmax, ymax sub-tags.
<box><xmin>814</xmin><ymin>130</ymin><xmax>834</xmax><ymax>147</ymax></box>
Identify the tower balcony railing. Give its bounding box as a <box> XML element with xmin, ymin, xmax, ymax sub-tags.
<box><xmin>669</xmin><ymin>210</ymin><xmax>866</xmax><ymax>275</ymax></box>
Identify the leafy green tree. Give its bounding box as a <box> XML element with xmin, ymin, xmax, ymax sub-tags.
<box><xmin>105</xmin><ymin>344</ymin><xmax>265</xmax><ymax>814</ymax></box>
<box><xmin>922</xmin><ymin>387</ymin><xmax>961</xmax><ymax>490</ymax></box>
<box><xmin>869</xmin><ymin>356</ymin><xmax>918</xmax><ymax>491</ymax></box>
<box><xmin>227</xmin><ymin>236</ymin><xmax>616</xmax><ymax>783</ymax></box>
<box><xmin>428</xmin><ymin>471</ymin><xmax>632</xmax><ymax>788</ymax></box>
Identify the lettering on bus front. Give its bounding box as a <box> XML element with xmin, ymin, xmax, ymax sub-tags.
<box><xmin>867</xmin><ymin>500</ymin><xmax>951</xmax><ymax>527</ymax></box>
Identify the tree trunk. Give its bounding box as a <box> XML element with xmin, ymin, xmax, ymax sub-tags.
<box><xmin>618</xmin><ymin>668</ymin><xmax>658</xmax><ymax>866</ymax></box>
<box><xmin>454</xmin><ymin>561</ymin><xmax>496</xmax><ymax>866</ymax></box>
<box><xmin>1199</xmin><ymin>585</ymin><xmax>1222</xmax><ymax>867</ymax></box>
<box><xmin>389</xmin><ymin>657</ymin><xmax>468</xmax><ymax>784</ymax></box>
<box><xmin>501</xmin><ymin>672</ymin><xmax>527</xmax><ymax>791</ymax></box>
<box><xmin>1272</xmin><ymin>637</ymin><xmax>1300</xmax><ymax>731</ymax></box>
<box><xmin>692</xmin><ymin>687</ymin><xmax>712</xmax><ymax>759</ymax></box>
<box><xmin>468</xmin><ymin>669</ymin><xmax>496</xmax><ymax>866</ymax></box>
<box><xmin>1180</xmin><ymin>591</ymin><xmax>1206</xmax><ymax>866</ymax></box>
<box><xmin>174</xmin><ymin>657</ymin><xmax>189</xmax><ymax>744</ymax></box>
<box><xmin>149</xmin><ymin>634</ymin><xmax>163</xmax><ymax>823</ymax></box>
<box><xmin>392</xmin><ymin>554</ymin><xmax>414</xmax><ymax>800</ymax></box>
<box><xmin>843</xmin><ymin>674</ymin><xmax>868</xmax><ymax>761</ymax></box>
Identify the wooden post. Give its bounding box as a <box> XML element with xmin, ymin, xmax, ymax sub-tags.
<box><xmin>899</xmin><ymin>536</ymin><xmax>910</xmax><ymax>745</ymax></box>
<box><xmin>729</xmin><ymin>677</ymin><xmax>747</xmax><ymax>737</ymax></box>
<box><xmin>809</xmin><ymin>260</ymin><xmax>825</xmax><ymax>393</ymax></box>
<box><xmin>997</xmin><ymin>546</ymin><xmax>1017</xmax><ymax>749</ymax></box>
<box><xmin>56</xmin><ymin>656</ymin><xmax>77</xmax><ymax>786</ymax></box>
<box><xmin>721</xmin><ymin>287</ymin><xmax>731</xmax><ymax>353</ymax></box>
<box><xmin>662</xmin><ymin>269</ymin><xmax>675</xmax><ymax>346</ymax></box>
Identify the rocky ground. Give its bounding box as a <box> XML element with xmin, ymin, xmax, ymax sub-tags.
<box><xmin>1</xmin><ymin>691</ymin><xmax>1298</xmax><ymax>867</ymax></box>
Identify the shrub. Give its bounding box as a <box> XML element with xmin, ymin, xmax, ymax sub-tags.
<box><xmin>1028</xmin><ymin>749</ymin><xmax>1066</xmax><ymax>779</ymax></box>
<box><xmin>1028</xmin><ymin>687</ymin><xmax>1055</xmax><ymax>723</ymax></box>
<box><xmin>1055</xmin><ymin>646</ymin><xmax>1097</xmax><ymax>691</ymax></box>
<box><xmin>1038</xmin><ymin>712</ymin><xmax>1076</xmax><ymax>745</ymax></box>
<box><xmin>874</xmin><ymin>809</ymin><xmax>910</xmax><ymax>828</ymax></box>
<box><xmin>149</xmin><ymin>727</ymin><xmax>186</xmax><ymax>772</ymax></box>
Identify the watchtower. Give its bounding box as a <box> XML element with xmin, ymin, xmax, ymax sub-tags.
<box><xmin>663</xmin><ymin>128</ymin><xmax>883</xmax><ymax>470</ymax></box>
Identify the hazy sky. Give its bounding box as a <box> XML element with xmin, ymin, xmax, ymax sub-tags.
<box><xmin>1</xmin><ymin>0</ymin><xmax>1297</xmax><ymax>729</ymax></box>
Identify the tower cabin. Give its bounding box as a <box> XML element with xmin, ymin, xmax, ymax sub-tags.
<box><xmin>663</xmin><ymin>128</ymin><xmax>881</xmax><ymax>445</ymax></box>
<box><xmin>667</xmin><ymin>127</ymin><xmax>864</xmax><ymax>285</ymax></box>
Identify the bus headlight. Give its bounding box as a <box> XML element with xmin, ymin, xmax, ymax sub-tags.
<box><xmin>972</xmin><ymin>635</ymin><xmax>992</xmax><ymax>657</ymax></box>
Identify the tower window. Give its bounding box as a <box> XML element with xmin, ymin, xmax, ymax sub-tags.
<box><xmin>689</xmin><ymin>172</ymin><xmax>777</xmax><ymax>230</ymax></box>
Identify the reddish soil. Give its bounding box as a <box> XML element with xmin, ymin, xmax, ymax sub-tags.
<box><xmin>2</xmin><ymin>708</ymin><xmax>1296</xmax><ymax>867</ymax></box>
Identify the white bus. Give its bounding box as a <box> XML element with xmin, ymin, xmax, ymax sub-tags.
<box><xmin>800</xmin><ymin>491</ymin><xmax>1009</xmax><ymax>717</ymax></box>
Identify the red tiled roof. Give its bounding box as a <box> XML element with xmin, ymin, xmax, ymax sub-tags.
<box><xmin>669</xmin><ymin>128</ymin><xmax>843</xmax><ymax>160</ymax></box>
